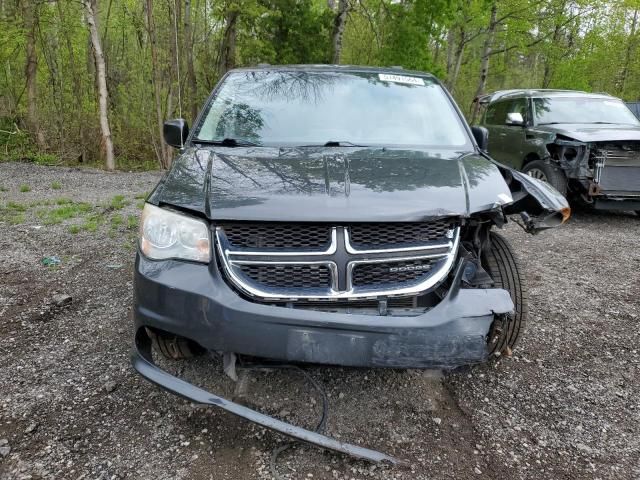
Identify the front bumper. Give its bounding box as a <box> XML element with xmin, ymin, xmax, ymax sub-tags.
<box><xmin>131</xmin><ymin>253</ymin><xmax>513</xmax><ymax>462</ymax></box>
<box><xmin>593</xmin><ymin>196</ymin><xmax>640</xmax><ymax>211</ymax></box>
<box><xmin>132</xmin><ymin>253</ymin><xmax>514</xmax><ymax>369</ymax></box>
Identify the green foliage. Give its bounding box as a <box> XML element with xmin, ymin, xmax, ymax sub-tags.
<box><xmin>51</xmin><ymin>181</ymin><xmax>62</xmax><ymax>190</ymax></box>
<box><xmin>19</xmin><ymin>185</ymin><xmax>30</xmax><ymax>192</ymax></box>
<box><xmin>1</xmin><ymin>0</ymin><xmax>639</xmax><ymax>171</ymax></box>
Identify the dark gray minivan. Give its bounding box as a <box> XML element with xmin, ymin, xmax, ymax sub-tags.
<box><xmin>131</xmin><ymin>66</ymin><xmax>569</xmax><ymax>461</ymax></box>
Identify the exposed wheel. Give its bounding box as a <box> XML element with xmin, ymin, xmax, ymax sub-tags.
<box><xmin>145</xmin><ymin>327</ymin><xmax>203</xmax><ymax>360</ymax></box>
<box><xmin>522</xmin><ymin>159</ymin><xmax>567</xmax><ymax>196</ymax></box>
<box><xmin>481</xmin><ymin>232</ymin><xmax>528</xmax><ymax>355</ymax></box>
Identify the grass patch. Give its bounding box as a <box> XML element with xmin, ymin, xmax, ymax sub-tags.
<box><xmin>19</xmin><ymin>184</ymin><xmax>30</xmax><ymax>192</ymax></box>
<box><xmin>82</xmin><ymin>213</ymin><xmax>101</xmax><ymax>232</ymax></box>
<box><xmin>127</xmin><ymin>214</ymin><xmax>138</xmax><ymax>230</ymax></box>
<box><xmin>134</xmin><ymin>192</ymin><xmax>149</xmax><ymax>200</ymax></box>
<box><xmin>29</xmin><ymin>199</ymin><xmax>53</xmax><ymax>207</ymax></box>
<box><xmin>51</xmin><ymin>181</ymin><xmax>62</xmax><ymax>190</ymax></box>
<box><xmin>37</xmin><ymin>201</ymin><xmax>93</xmax><ymax>225</ymax></box>
<box><xmin>110</xmin><ymin>195</ymin><xmax>129</xmax><ymax>210</ymax></box>
<box><xmin>0</xmin><ymin>186</ymin><xmax>7</xmax><ymax>192</ymax></box>
<box><xmin>110</xmin><ymin>214</ymin><xmax>123</xmax><ymax>229</ymax></box>
<box><xmin>6</xmin><ymin>201</ymin><xmax>27</xmax><ymax>212</ymax></box>
<box><xmin>68</xmin><ymin>224</ymin><xmax>81</xmax><ymax>234</ymax></box>
<box><xmin>136</xmin><ymin>200</ymin><xmax>145</xmax><ymax>210</ymax></box>
<box><xmin>0</xmin><ymin>202</ymin><xmax>28</xmax><ymax>224</ymax></box>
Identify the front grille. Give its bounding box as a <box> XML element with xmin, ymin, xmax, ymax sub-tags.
<box><xmin>352</xmin><ymin>259</ymin><xmax>435</xmax><ymax>287</ymax></box>
<box><xmin>216</xmin><ymin>221</ymin><xmax>459</xmax><ymax>302</ymax></box>
<box><xmin>220</xmin><ymin>222</ymin><xmax>332</xmax><ymax>249</ymax></box>
<box><xmin>239</xmin><ymin>264</ymin><xmax>331</xmax><ymax>289</ymax></box>
<box><xmin>349</xmin><ymin>220</ymin><xmax>454</xmax><ymax>247</ymax></box>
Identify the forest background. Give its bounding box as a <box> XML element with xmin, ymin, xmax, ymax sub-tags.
<box><xmin>1</xmin><ymin>0</ymin><xmax>638</xmax><ymax>170</ymax></box>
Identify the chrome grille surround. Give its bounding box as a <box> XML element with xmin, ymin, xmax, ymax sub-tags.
<box><xmin>215</xmin><ymin>224</ymin><xmax>460</xmax><ymax>301</ymax></box>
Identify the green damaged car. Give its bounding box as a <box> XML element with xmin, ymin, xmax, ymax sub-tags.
<box><xmin>476</xmin><ymin>89</ymin><xmax>640</xmax><ymax>214</ymax></box>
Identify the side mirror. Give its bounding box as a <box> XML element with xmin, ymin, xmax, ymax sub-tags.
<box><xmin>506</xmin><ymin>112</ymin><xmax>524</xmax><ymax>126</ymax></box>
<box><xmin>163</xmin><ymin>119</ymin><xmax>189</xmax><ymax>149</ymax></box>
<box><xmin>471</xmin><ymin>126</ymin><xmax>489</xmax><ymax>151</ymax></box>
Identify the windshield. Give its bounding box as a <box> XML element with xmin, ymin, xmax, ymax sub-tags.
<box><xmin>194</xmin><ymin>70</ymin><xmax>471</xmax><ymax>148</ymax></box>
<box><xmin>533</xmin><ymin>97</ymin><xmax>640</xmax><ymax>126</ymax></box>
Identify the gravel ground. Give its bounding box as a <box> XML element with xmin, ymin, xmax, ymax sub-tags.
<box><xmin>1</xmin><ymin>161</ymin><xmax>639</xmax><ymax>480</ymax></box>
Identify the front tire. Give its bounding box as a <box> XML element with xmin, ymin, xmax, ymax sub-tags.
<box><xmin>146</xmin><ymin>328</ymin><xmax>203</xmax><ymax>360</ymax></box>
<box><xmin>522</xmin><ymin>159</ymin><xmax>567</xmax><ymax>196</ymax></box>
<box><xmin>481</xmin><ymin>232</ymin><xmax>528</xmax><ymax>355</ymax></box>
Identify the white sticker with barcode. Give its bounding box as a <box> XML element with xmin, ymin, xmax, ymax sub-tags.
<box><xmin>378</xmin><ymin>73</ymin><xmax>425</xmax><ymax>86</ymax></box>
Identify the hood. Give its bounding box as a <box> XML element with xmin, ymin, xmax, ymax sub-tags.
<box><xmin>149</xmin><ymin>147</ymin><xmax>513</xmax><ymax>222</ymax></box>
<box><xmin>533</xmin><ymin>123</ymin><xmax>640</xmax><ymax>143</ymax></box>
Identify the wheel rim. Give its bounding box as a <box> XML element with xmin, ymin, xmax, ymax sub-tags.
<box><xmin>527</xmin><ymin>167</ymin><xmax>548</xmax><ymax>182</ymax></box>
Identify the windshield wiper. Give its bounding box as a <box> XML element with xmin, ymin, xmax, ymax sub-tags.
<box><xmin>297</xmin><ymin>141</ymin><xmax>370</xmax><ymax>147</ymax></box>
<box><xmin>192</xmin><ymin>137</ymin><xmax>261</xmax><ymax>147</ymax></box>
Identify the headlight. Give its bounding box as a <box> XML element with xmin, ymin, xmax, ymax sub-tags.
<box><xmin>139</xmin><ymin>204</ymin><xmax>210</xmax><ymax>263</ymax></box>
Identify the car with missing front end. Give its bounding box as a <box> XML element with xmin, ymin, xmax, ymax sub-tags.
<box><xmin>131</xmin><ymin>66</ymin><xmax>569</xmax><ymax>463</ymax></box>
<box><xmin>476</xmin><ymin>89</ymin><xmax>640</xmax><ymax>215</ymax></box>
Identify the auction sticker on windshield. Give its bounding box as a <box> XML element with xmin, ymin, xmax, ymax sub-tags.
<box><xmin>378</xmin><ymin>73</ymin><xmax>425</xmax><ymax>86</ymax></box>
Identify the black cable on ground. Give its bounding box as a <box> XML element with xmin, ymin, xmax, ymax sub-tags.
<box><xmin>237</xmin><ymin>361</ymin><xmax>329</xmax><ymax>480</ymax></box>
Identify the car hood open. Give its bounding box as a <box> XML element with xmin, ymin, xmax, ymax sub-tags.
<box><xmin>149</xmin><ymin>147</ymin><xmax>514</xmax><ymax>222</ymax></box>
<box><xmin>533</xmin><ymin>123</ymin><xmax>640</xmax><ymax>143</ymax></box>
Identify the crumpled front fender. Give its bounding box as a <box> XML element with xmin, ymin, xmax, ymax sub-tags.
<box><xmin>492</xmin><ymin>160</ymin><xmax>571</xmax><ymax>233</ymax></box>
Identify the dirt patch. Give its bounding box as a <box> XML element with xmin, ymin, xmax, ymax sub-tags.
<box><xmin>1</xmin><ymin>162</ymin><xmax>639</xmax><ymax>479</ymax></box>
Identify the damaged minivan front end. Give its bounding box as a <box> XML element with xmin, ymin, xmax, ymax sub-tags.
<box><xmin>130</xmin><ymin>66</ymin><xmax>569</xmax><ymax>463</ymax></box>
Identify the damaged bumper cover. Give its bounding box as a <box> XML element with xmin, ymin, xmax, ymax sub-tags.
<box><xmin>131</xmin><ymin>255</ymin><xmax>513</xmax><ymax>462</ymax></box>
<box><xmin>132</xmin><ymin>327</ymin><xmax>402</xmax><ymax>464</ymax></box>
<box><xmin>132</xmin><ymin>254</ymin><xmax>514</xmax><ymax>368</ymax></box>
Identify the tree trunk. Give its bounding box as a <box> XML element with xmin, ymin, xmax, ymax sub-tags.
<box><xmin>146</xmin><ymin>0</ymin><xmax>170</xmax><ymax>168</ymax></box>
<box><xmin>471</xmin><ymin>2</ymin><xmax>497</xmax><ymax>122</ymax></box>
<box><xmin>84</xmin><ymin>0</ymin><xmax>115</xmax><ymax>170</ymax></box>
<box><xmin>445</xmin><ymin>27</ymin><xmax>456</xmax><ymax>79</ymax></box>
<box><xmin>57</xmin><ymin>0</ymin><xmax>86</xmax><ymax>162</ymax></box>
<box><xmin>619</xmin><ymin>7</ymin><xmax>638</xmax><ymax>96</ymax></box>
<box><xmin>184</xmin><ymin>0</ymin><xmax>198</xmax><ymax>122</ymax></box>
<box><xmin>218</xmin><ymin>9</ymin><xmax>239</xmax><ymax>76</ymax></box>
<box><xmin>446</xmin><ymin>25</ymin><xmax>466</xmax><ymax>92</ymax></box>
<box><xmin>542</xmin><ymin>22</ymin><xmax>562</xmax><ymax>88</ymax></box>
<box><xmin>22</xmin><ymin>0</ymin><xmax>46</xmax><ymax>150</ymax></box>
<box><xmin>331</xmin><ymin>0</ymin><xmax>349</xmax><ymax>64</ymax></box>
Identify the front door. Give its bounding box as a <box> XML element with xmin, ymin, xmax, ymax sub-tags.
<box><xmin>484</xmin><ymin>98</ymin><xmax>529</xmax><ymax>169</ymax></box>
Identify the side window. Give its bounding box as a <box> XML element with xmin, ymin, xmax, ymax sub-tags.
<box><xmin>506</xmin><ymin>98</ymin><xmax>528</xmax><ymax>123</ymax></box>
<box><xmin>485</xmin><ymin>101</ymin><xmax>509</xmax><ymax>125</ymax></box>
